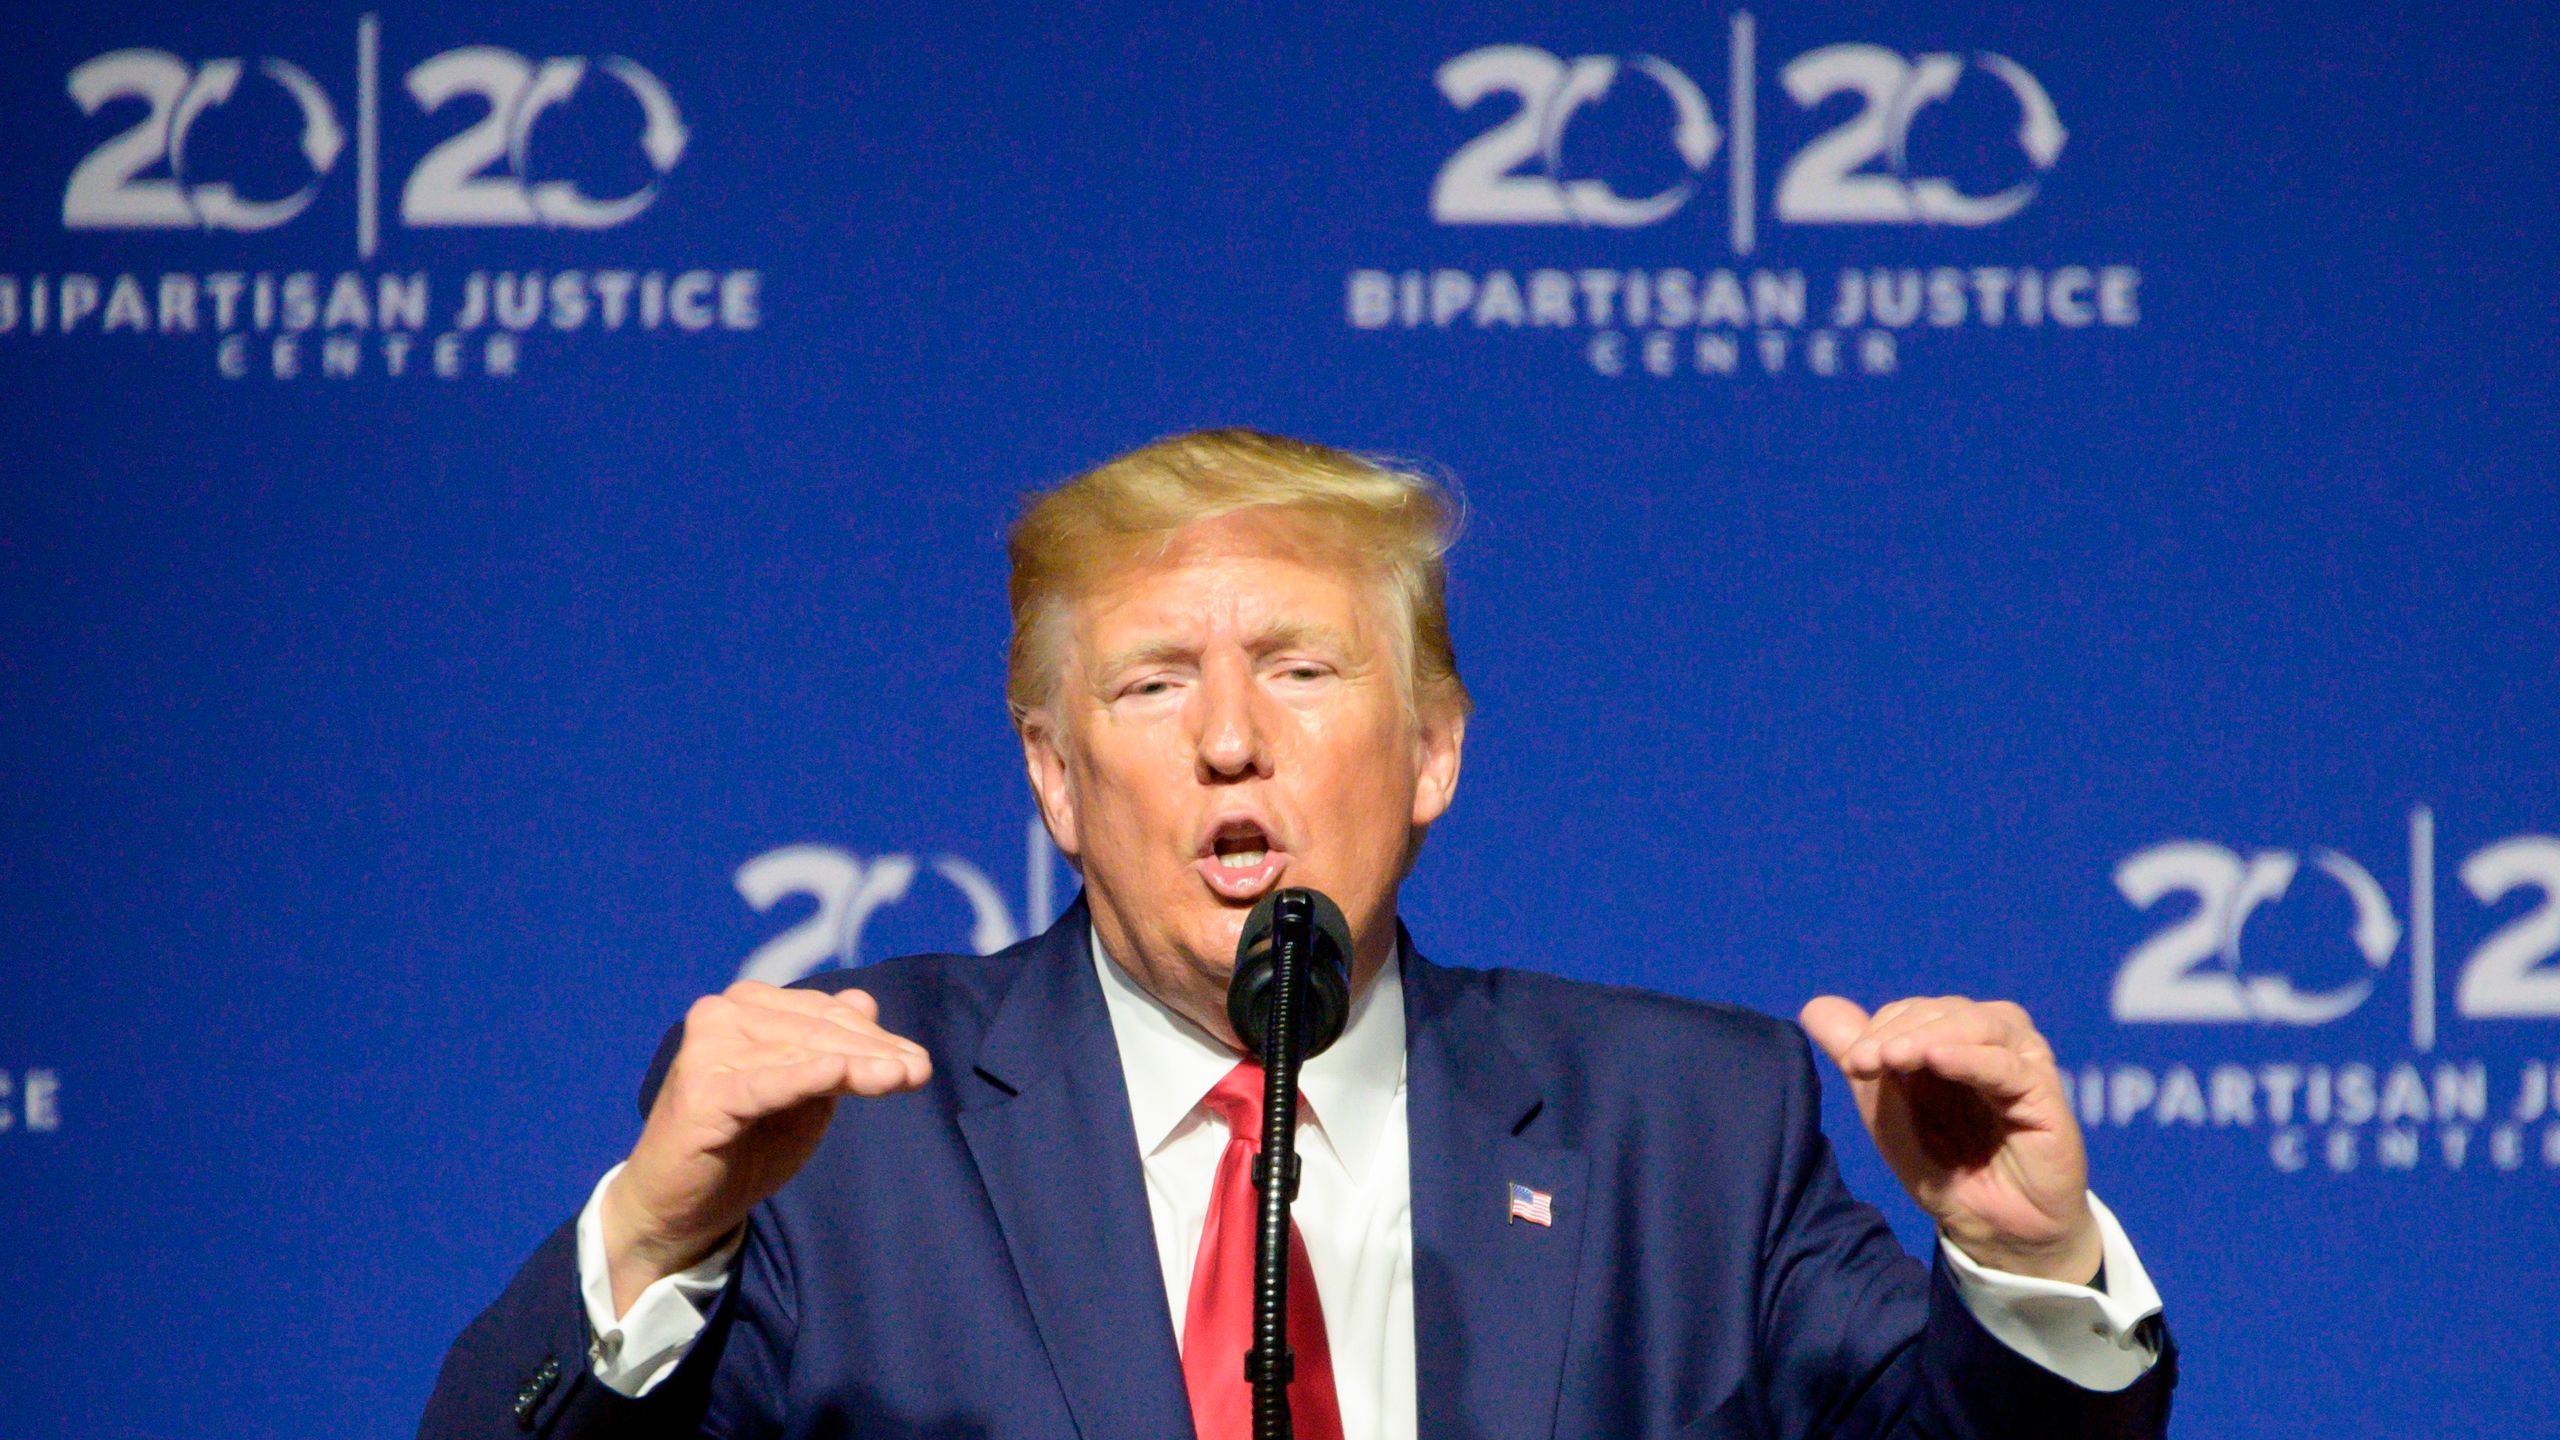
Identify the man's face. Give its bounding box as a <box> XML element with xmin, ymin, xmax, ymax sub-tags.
<box><xmin>1019</xmin><ymin>510</ymin><xmax>1464</xmax><ymax>1046</ymax></box>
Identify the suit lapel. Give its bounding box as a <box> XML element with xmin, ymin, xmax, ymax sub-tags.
<box><xmin>956</xmin><ymin>902</ymin><xmax>1194</xmax><ymax>1440</ymax></box>
<box><xmin>1404</xmin><ymin>945</ymin><xmax>1590</xmax><ymax>1440</ymax></box>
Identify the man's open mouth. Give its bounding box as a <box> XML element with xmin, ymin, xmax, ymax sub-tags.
<box><xmin>1196</xmin><ymin>818</ymin><xmax>1289</xmax><ymax>901</ymax></box>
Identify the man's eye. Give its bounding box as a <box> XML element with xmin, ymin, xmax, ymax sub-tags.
<box><xmin>1125</xmin><ymin>678</ymin><xmax>1174</xmax><ymax>697</ymax></box>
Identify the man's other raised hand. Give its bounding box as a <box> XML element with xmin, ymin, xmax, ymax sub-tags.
<box><xmin>599</xmin><ymin>981</ymin><xmax>932</xmax><ymax>1316</ymax></box>
<box><xmin>1798</xmin><ymin>994</ymin><xmax>2102</xmax><ymax>1286</ymax></box>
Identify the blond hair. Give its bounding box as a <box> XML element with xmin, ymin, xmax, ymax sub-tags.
<box><xmin>1006</xmin><ymin>428</ymin><xmax>1469</xmax><ymax>724</ymax></box>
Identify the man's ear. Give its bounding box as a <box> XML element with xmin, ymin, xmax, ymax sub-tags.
<box><xmin>1018</xmin><ymin>713</ymin><xmax>1082</xmax><ymax>860</ymax></box>
<box><xmin>1409</xmin><ymin>700</ymin><xmax>1465</xmax><ymax>828</ymax></box>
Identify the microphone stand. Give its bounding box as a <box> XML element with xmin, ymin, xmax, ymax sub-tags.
<box><xmin>1246</xmin><ymin>893</ymin><xmax>1316</xmax><ymax>1440</ymax></box>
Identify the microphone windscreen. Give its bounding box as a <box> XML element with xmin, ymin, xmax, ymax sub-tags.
<box><xmin>1227</xmin><ymin>888</ymin><xmax>1355</xmax><ymax>1062</ymax></box>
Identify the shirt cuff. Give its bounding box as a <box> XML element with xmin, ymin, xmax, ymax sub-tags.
<box><xmin>1938</xmin><ymin>1191</ymin><xmax>2164</xmax><ymax>1393</ymax></box>
<box><xmin>574</xmin><ymin>1162</ymin><xmax>745</xmax><ymax>1397</ymax></box>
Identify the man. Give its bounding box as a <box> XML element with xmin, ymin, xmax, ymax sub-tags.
<box><xmin>423</xmin><ymin>429</ymin><xmax>2175</xmax><ymax>1439</ymax></box>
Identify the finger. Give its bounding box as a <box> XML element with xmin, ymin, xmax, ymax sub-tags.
<box><xmin>727</xmin><ymin>1005</ymin><xmax>923</xmax><ymax>1065</ymax></box>
<box><xmin>699</xmin><ymin>1035</ymin><xmax>932</xmax><ymax>1118</ymax></box>
<box><xmin>1871</xmin><ymin>1005</ymin><xmax>2023</xmax><ymax>1071</ymax></box>
<box><xmin>1904</xmin><ymin>1041</ymin><xmax>2044</xmax><ymax>1101</ymax></box>
<box><xmin>841</xmin><ymin>1046</ymin><xmax>932</xmax><ymax>1096</ymax></box>
<box><xmin>728</xmin><ymin>983</ymin><xmax>901</xmax><ymax>1041</ymax></box>
<box><xmin>1982</xmin><ymin>1001</ymin><xmax>2057</xmax><ymax>1066</ymax></box>
<box><xmin>1842</xmin><ymin>998</ymin><xmax>1966</xmax><ymax>1077</ymax></box>
<box><xmin>737</xmin><ymin>1029</ymin><xmax>931</xmax><ymax>1096</ymax></box>
<box><xmin>721</xmin><ymin>1052</ymin><xmax>858</xmax><ymax>1116</ymax></box>
<box><xmin>1798</xmin><ymin>996</ymin><xmax>1871</xmax><ymax>1066</ymax></box>
<box><xmin>719</xmin><ymin>991</ymin><xmax>930</xmax><ymax>1066</ymax></box>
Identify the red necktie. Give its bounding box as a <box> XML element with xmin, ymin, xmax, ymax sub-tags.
<box><xmin>1181</xmin><ymin>1061</ymin><xmax>1344</xmax><ymax>1440</ymax></box>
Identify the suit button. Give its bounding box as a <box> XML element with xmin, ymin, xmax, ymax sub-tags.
<box><xmin>514</xmin><ymin>1358</ymin><xmax>562</xmax><ymax>1429</ymax></box>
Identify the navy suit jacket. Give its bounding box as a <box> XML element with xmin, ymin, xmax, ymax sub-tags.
<box><xmin>422</xmin><ymin>898</ymin><xmax>2176</xmax><ymax>1439</ymax></box>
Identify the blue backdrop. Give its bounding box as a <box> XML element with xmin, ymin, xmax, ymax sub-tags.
<box><xmin>3</xmin><ymin>3</ymin><xmax>2554</xmax><ymax>1436</ymax></box>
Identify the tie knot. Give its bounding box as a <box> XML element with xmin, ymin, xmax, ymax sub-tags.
<box><xmin>1200</xmin><ymin>1060</ymin><xmax>1317</xmax><ymax>1148</ymax></box>
<box><xmin>1201</xmin><ymin>1061</ymin><xmax>1266</xmax><ymax>1145</ymax></box>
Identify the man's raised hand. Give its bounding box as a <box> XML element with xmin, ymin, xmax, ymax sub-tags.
<box><xmin>598</xmin><ymin>981</ymin><xmax>932</xmax><ymax>1315</ymax></box>
<box><xmin>1797</xmin><ymin>994</ymin><xmax>2102</xmax><ymax>1285</ymax></box>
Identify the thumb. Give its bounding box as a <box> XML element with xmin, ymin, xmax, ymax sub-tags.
<box><xmin>1798</xmin><ymin>995</ymin><xmax>1871</xmax><ymax>1069</ymax></box>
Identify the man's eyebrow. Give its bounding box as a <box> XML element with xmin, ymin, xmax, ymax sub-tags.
<box><xmin>1249</xmin><ymin>619</ymin><xmax>1357</xmax><ymax>657</ymax></box>
<box><xmin>1094</xmin><ymin>639</ymin><xmax>1196</xmax><ymax>676</ymax></box>
<box><xmin>1092</xmin><ymin>622</ymin><xmax>1357</xmax><ymax>678</ymax></box>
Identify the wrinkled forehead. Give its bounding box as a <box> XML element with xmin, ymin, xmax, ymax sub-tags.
<box><xmin>1065</xmin><ymin>510</ymin><xmax>1396</xmax><ymax>664</ymax></box>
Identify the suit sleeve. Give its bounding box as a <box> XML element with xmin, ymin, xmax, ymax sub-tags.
<box><xmin>416</xmin><ymin>1024</ymin><xmax>803</xmax><ymax>1440</ymax></box>
<box><xmin>1753</xmin><ymin>1025</ymin><xmax>2178</xmax><ymax>1440</ymax></box>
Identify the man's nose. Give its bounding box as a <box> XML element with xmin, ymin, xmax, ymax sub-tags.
<box><xmin>1193</xmin><ymin>652</ymin><xmax>1272</xmax><ymax>781</ymax></box>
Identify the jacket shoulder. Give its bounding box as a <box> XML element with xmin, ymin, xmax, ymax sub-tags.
<box><xmin>1456</xmin><ymin>960</ymin><xmax>1805</xmax><ymax>1053</ymax></box>
<box><xmin>1428</xmin><ymin>958</ymin><xmax>1819</xmax><ymax>1105</ymax></box>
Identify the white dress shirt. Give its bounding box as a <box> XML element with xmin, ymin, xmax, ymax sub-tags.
<box><xmin>575</xmin><ymin>932</ymin><xmax>2166</xmax><ymax>1423</ymax></box>
<box><xmin>1098</xmin><ymin>926</ymin><xmax>1418</xmax><ymax>1440</ymax></box>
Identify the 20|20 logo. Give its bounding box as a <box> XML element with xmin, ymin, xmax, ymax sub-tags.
<box><xmin>2113</xmin><ymin>829</ymin><xmax>2560</xmax><ymax>1026</ymax></box>
<box><xmin>1431</xmin><ymin>43</ymin><xmax>2064</xmax><ymax>229</ymax></box>
<box><xmin>64</xmin><ymin>52</ymin><xmax>342</xmax><ymax>231</ymax></box>
<box><xmin>62</xmin><ymin>46</ymin><xmax>685</xmax><ymax>233</ymax></box>
<box><xmin>731</xmin><ymin>824</ymin><xmax>1065</xmax><ymax>987</ymax></box>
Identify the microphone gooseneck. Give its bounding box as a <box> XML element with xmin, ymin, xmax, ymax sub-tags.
<box><xmin>1224</xmin><ymin>887</ymin><xmax>1354</xmax><ymax>1440</ymax></box>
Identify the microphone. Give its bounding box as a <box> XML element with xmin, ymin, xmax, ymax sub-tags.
<box><xmin>1222</xmin><ymin>887</ymin><xmax>1354</xmax><ymax>1440</ymax></box>
<box><xmin>1226</xmin><ymin>888</ymin><xmax>1353</xmax><ymax>1064</ymax></box>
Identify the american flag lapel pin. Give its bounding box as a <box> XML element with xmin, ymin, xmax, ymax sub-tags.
<box><xmin>1507</xmin><ymin>1182</ymin><xmax>1554</xmax><ymax>1228</ymax></box>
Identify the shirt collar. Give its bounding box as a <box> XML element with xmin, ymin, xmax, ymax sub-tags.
<box><xmin>1091</xmin><ymin>921</ymin><xmax>1407</xmax><ymax>1183</ymax></box>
